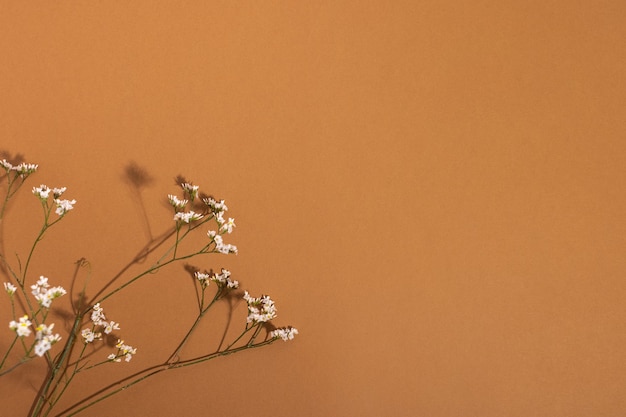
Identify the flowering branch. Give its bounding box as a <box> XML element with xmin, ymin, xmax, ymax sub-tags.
<box><xmin>0</xmin><ymin>157</ymin><xmax>298</xmax><ymax>417</ymax></box>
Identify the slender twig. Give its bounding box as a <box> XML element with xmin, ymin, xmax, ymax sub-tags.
<box><xmin>56</xmin><ymin>336</ymin><xmax>277</xmax><ymax>417</ymax></box>
<box><xmin>87</xmin><ymin>229</ymin><xmax>175</xmax><ymax>304</ymax></box>
<box><xmin>29</xmin><ymin>313</ymin><xmax>84</xmax><ymax>417</ymax></box>
<box><xmin>1</xmin><ymin>167</ymin><xmax>295</xmax><ymax>417</ymax></box>
<box><xmin>0</xmin><ymin>335</ymin><xmax>20</xmax><ymax>372</ymax></box>
<box><xmin>167</xmin><ymin>290</ymin><xmax>222</xmax><ymax>364</ymax></box>
<box><xmin>92</xmin><ymin>248</ymin><xmax>217</xmax><ymax>308</ymax></box>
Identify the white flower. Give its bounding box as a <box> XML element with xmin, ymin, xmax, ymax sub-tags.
<box><xmin>181</xmin><ymin>183</ymin><xmax>199</xmax><ymax>200</ymax></box>
<box><xmin>269</xmin><ymin>327</ymin><xmax>299</xmax><ymax>341</ymax></box>
<box><xmin>34</xmin><ymin>339</ymin><xmax>52</xmax><ymax>357</ymax></box>
<box><xmin>81</xmin><ymin>329</ymin><xmax>91</xmax><ymax>341</ymax></box>
<box><xmin>220</xmin><ymin>218</ymin><xmax>236</xmax><ymax>234</ymax></box>
<box><xmin>35</xmin><ymin>323</ymin><xmax>54</xmax><ymax>339</ymax></box>
<box><xmin>14</xmin><ymin>162</ymin><xmax>38</xmax><ymax>177</ymax></box>
<box><xmin>90</xmin><ymin>303</ymin><xmax>106</xmax><ymax>325</ymax></box>
<box><xmin>104</xmin><ymin>321</ymin><xmax>120</xmax><ymax>334</ymax></box>
<box><xmin>195</xmin><ymin>272</ymin><xmax>211</xmax><ymax>287</ymax></box>
<box><xmin>33</xmin><ymin>186</ymin><xmax>74</xmax><ymax>213</ymax></box>
<box><xmin>243</xmin><ymin>291</ymin><xmax>277</xmax><ymax>323</ymax></box>
<box><xmin>52</xmin><ymin>187</ymin><xmax>67</xmax><ymax>198</ymax></box>
<box><xmin>37</xmin><ymin>286</ymin><xmax>67</xmax><ymax>308</ymax></box>
<box><xmin>167</xmin><ymin>194</ymin><xmax>188</xmax><ymax>210</ymax></box>
<box><xmin>85</xmin><ymin>304</ymin><xmax>124</xmax><ymax>349</ymax></box>
<box><xmin>35</xmin><ymin>276</ymin><xmax>49</xmax><ymax>288</ymax></box>
<box><xmin>34</xmin><ymin>292</ymin><xmax>53</xmax><ymax>308</ymax></box>
<box><xmin>9</xmin><ymin>315</ymin><xmax>32</xmax><ymax>337</ymax></box>
<box><xmin>196</xmin><ymin>269</ymin><xmax>239</xmax><ymax>289</ymax></box>
<box><xmin>181</xmin><ymin>183</ymin><xmax>199</xmax><ymax>193</ymax></box>
<box><xmin>54</xmin><ymin>198</ymin><xmax>76</xmax><ymax>216</ymax></box>
<box><xmin>31</xmin><ymin>277</ymin><xmax>49</xmax><ymax>303</ymax></box>
<box><xmin>209</xmin><ymin>233</ymin><xmax>238</xmax><ymax>255</ymax></box>
<box><xmin>3</xmin><ymin>282</ymin><xmax>16</xmax><ymax>295</ymax></box>
<box><xmin>212</xmin><ymin>268</ymin><xmax>239</xmax><ymax>289</ymax></box>
<box><xmin>0</xmin><ymin>159</ymin><xmax>13</xmax><ymax>171</ymax></box>
<box><xmin>203</xmin><ymin>197</ymin><xmax>228</xmax><ymax>214</ymax></box>
<box><xmin>31</xmin><ymin>277</ymin><xmax>66</xmax><ymax>308</ymax></box>
<box><xmin>81</xmin><ymin>328</ymin><xmax>101</xmax><ymax>343</ymax></box>
<box><xmin>34</xmin><ymin>323</ymin><xmax>61</xmax><ymax>356</ymax></box>
<box><xmin>213</xmin><ymin>235</ymin><xmax>225</xmax><ymax>253</ymax></box>
<box><xmin>174</xmin><ymin>211</ymin><xmax>203</xmax><ymax>223</ymax></box>
<box><xmin>33</xmin><ymin>184</ymin><xmax>51</xmax><ymax>199</ymax></box>
<box><xmin>49</xmin><ymin>286</ymin><xmax>67</xmax><ymax>298</ymax></box>
<box><xmin>114</xmin><ymin>339</ymin><xmax>137</xmax><ymax>362</ymax></box>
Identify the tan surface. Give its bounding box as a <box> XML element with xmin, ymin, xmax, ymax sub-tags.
<box><xmin>1</xmin><ymin>2</ymin><xmax>626</xmax><ymax>416</ymax></box>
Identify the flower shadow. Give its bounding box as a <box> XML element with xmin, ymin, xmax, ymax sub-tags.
<box><xmin>122</xmin><ymin>161</ymin><xmax>156</xmax><ymax>241</ymax></box>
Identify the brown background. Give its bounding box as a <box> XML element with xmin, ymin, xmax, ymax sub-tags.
<box><xmin>1</xmin><ymin>1</ymin><xmax>626</xmax><ymax>416</ymax></box>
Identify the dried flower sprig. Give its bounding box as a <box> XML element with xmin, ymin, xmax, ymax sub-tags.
<box><xmin>0</xmin><ymin>156</ymin><xmax>297</xmax><ymax>417</ymax></box>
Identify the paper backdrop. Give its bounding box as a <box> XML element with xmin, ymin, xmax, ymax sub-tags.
<box><xmin>1</xmin><ymin>2</ymin><xmax>625</xmax><ymax>416</ymax></box>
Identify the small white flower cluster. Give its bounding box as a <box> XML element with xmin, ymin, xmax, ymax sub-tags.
<box><xmin>203</xmin><ymin>196</ymin><xmax>228</xmax><ymax>214</ymax></box>
<box><xmin>34</xmin><ymin>323</ymin><xmax>62</xmax><ymax>357</ymax></box>
<box><xmin>181</xmin><ymin>182</ymin><xmax>199</xmax><ymax>200</ymax></box>
<box><xmin>80</xmin><ymin>328</ymin><xmax>101</xmax><ymax>343</ymax></box>
<box><xmin>167</xmin><ymin>194</ymin><xmax>188</xmax><ymax>210</ymax></box>
<box><xmin>32</xmin><ymin>184</ymin><xmax>76</xmax><ymax>216</ymax></box>
<box><xmin>243</xmin><ymin>291</ymin><xmax>277</xmax><ymax>324</ymax></box>
<box><xmin>9</xmin><ymin>315</ymin><xmax>32</xmax><ymax>337</ymax></box>
<box><xmin>55</xmin><ymin>199</ymin><xmax>75</xmax><ymax>216</ymax></box>
<box><xmin>207</xmin><ymin>231</ymin><xmax>238</xmax><ymax>254</ymax></box>
<box><xmin>204</xmin><ymin>197</ymin><xmax>235</xmax><ymax>234</ymax></box>
<box><xmin>269</xmin><ymin>326</ymin><xmax>299</xmax><ymax>341</ymax></box>
<box><xmin>31</xmin><ymin>276</ymin><xmax>67</xmax><ymax>308</ymax></box>
<box><xmin>5</xmin><ymin>277</ymin><xmax>64</xmax><ymax>356</ymax></box>
<box><xmin>4</xmin><ymin>282</ymin><xmax>17</xmax><ymax>296</ymax></box>
<box><xmin>8</xmin><ymin>316</ymin><xmax>62</xmax><ymax>356</ymax></box>
<box><xmin>168</xmin><ymin>181</ymin><xmax>238</xmax><ymax>253</ymax></box>
<box><xmin>220</xmin><ymin>217</ymin><xmax>236</xmax><ymax>234</ymax></box>
<box><xmin>195</xmin><ymin>268</ymin><xmax>239</xmax><ymax>289</ymax></box>
<box><xmin>0</xmin><ymin>159</ymin><xmax>38</xmax><ymax>177</ymax></box>
<box><xmin>108</xmin><ymin>339</ymin><xmax>137</xmax><ymax>363</ymax></box>
<box><xmin>174</xmin><ymin>211</ymin><xmax>204</xmax><ymax>223</ymax></box>
<box><xmin>82</xmin><ymin>304</ymin><xmax>136</xmax><ymax>362</ymax></box>
<box><xmin>81</xmin><ymin>303</ymin><xmax>121</xmax><ymax>344</ymax></box>
<box><xmin>169</xmin><ymin>183</ymin><xmax>204</xmax><ymax>224</ymax></box>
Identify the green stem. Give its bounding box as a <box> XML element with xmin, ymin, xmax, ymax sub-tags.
<box><xmin>246</xmin><ymin>324</ymin><xmax>265</xmax><ymax>346</ymax></box>
<box><xmin>0</xmin><ymin>335</ymin><xmax>19</xmax><ymax>371</ymax></box>
<box><xmin>22</xmin><ymin>222</ymin><xmax>49</xmax><ymax>285</ymax></box>
<box><xmin>176</xmin><ymin>337</ymin><xmax>276</xmax><ymax>369</ymax></box>
<box><xmin>57</xmin><ymin>337</ymin><xmax>277</xmax><ymax>417</ymax></box>
<box><xmin>42</xmin><ymin>342</ymin><xmax>89</xmax><ymax>417</ymax></box>
<box><xmin>172</xmin><ymin>223</ymin><xmax>181</xmax><ymax>259</ymax></box>
<box><xmin>94</xmin><ymin>248</ymin><xmax>215</xmax><ymax>307</ymax></box>
<box><xmin>166</xmin><ymin>291</ymin><xmax>221</xmax><ymax>364</ymax></box>
<box><xmin>224</xmin><ymin>323</ymin><xmax>258</xmax><ymax>351</ymax></box>
<box><xmin>87</xmin><ymin>229</ymin><xmax>175</xmax><ymax>305</ymax></box>
<box><xmin>29</xmin><ymin>312</ymin><xmax>84</xmax><ymax>417</ymax></box>
<box><xmin>22</xmin><ymin>202</ymin><xmax>67</xmax><ymax>284</ymax></box>
<box><xmin>0</xmin><ymin>356</ymin><xmax>31</xmax><ymax>376</ymax></box>
<box><xmin>60</xmin><ymin>366</ymin><xmax>167</xmax><ymax>417</ymax></box>
<box><xmin>0</xmin><ymin>172</ymin><xmax>18</xmax><ymax>220</ymax></box>
<box><xmin>91</xmin><ymin>218</ymin><xmax>210</xmax><ymax>307</ymax></box>
<box><xmin>156</xmin><ymin>215</ymin><xmax>212</xmax><ymax>267</ymax></box>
